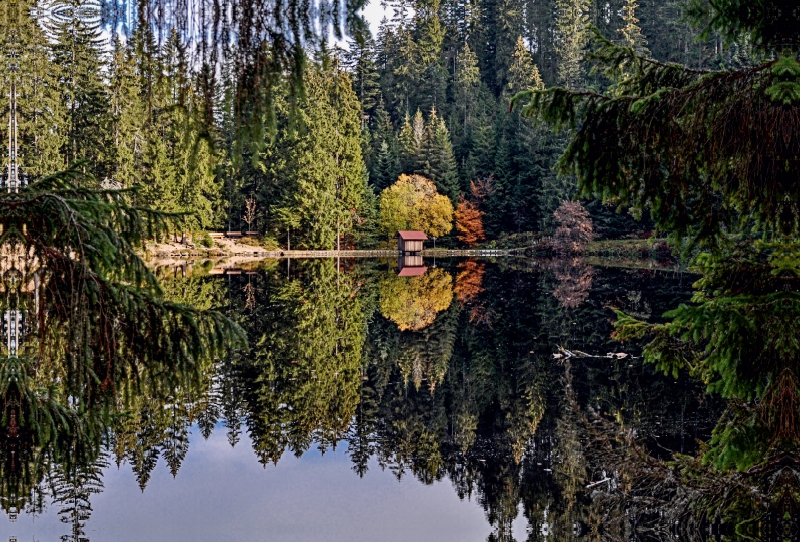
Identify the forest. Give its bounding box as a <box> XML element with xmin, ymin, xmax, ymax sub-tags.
<box><xmin>8</xmin><ymin>0</ymin><xmax>740</xmax><ymax>249</ymax></box>
<box><xmin>3</xmin><ymin>0</ymin><xmax>800</xmax><ymax>539</ymax></box>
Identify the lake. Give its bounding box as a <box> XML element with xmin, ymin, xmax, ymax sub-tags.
<box><xmin>0</xmin><ymin>257</ymin><xmax>725</xmax><ymax>541</ymax></box>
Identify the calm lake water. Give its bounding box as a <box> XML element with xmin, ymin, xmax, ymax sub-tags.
<box><xmin>1</xmin><ymin>258</ymin><xmax>722</xmax><ymax>541</ymax></box>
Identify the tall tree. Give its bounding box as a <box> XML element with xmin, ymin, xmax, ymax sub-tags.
<box><xmin>49</xmin><ymin>0</ymin><xmax>110</xmax><ymax>178</ymax></box>
<box><xmin>619</xmin><ymin>0</ymin><xmax>649</xmax><ymax>55</ymax></box>
<box><xmin>415</xmin><ymin>110</ymin><xmax>460</xmax><ymax>202</ymax></box>
<box><xmin>554</xmin><ymin>0</ymin><xmax>590</xmax><ymax>89</ymax></box>
<box><xmin>260</xmin><ymin>55</ymin><xmax>368</xmax><ymax>249</ymax></box>
<box><xmin>9</xmin><ymin>0</ymin><xmax>67</xmax><ymax>178</ymax></box>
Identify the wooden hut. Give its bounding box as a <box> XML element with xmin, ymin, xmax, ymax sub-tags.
<box><xmin>397</xmin><ymin>230</ymin><xmax>428</xmax><ymax>254</ymax></box>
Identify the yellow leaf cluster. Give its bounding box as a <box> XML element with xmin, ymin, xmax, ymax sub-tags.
<box><xmin>379</xmin><ymin>268</ymin><xmax>454</xmax><ymax>331</ymax></box>
<box><xmin>379</xmin><ymin>174</ymin><xmax>454</xmax><ymax>238</ymax></box>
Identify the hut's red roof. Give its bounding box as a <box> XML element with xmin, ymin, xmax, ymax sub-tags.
<box><xmin>398</xmin><ymin>230</ymin><xmax>428</xmax><ymax>241</ymax></box>
<box><xmin>398</xmin><ymin>266</ymin><xmax>428</xmax><ymax>277</ymax></box>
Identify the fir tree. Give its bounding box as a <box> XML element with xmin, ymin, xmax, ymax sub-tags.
<box><xmin>49</xmin><ymin>1</ymin><xmax>111</xmax><ymax>179</ymax></box>
<box><xmin>554</xmin><ymin>0</ymin><xmax>590</xmax><ymax>89</ymax></box>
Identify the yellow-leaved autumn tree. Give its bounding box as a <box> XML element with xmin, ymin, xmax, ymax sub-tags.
<box><xmin>379</xmin><ymin>174</ymin><xmax>454</xmax><ymax>238</ymax></box>
<box><xmin>379</xmin><ymin>268</ymin><xmax>454</xmax><ymax>331</ymax></box>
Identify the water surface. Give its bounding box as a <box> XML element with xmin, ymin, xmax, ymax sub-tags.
<box><xmin>2</xmin><ymin>258</ymin><xmax>720</xmax><ymax>541</ymax></box>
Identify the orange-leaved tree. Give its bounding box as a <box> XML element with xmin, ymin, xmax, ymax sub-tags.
<box><xmin>455</xmin><ymin>180</ymin><xmax>487</xmax><ymax>246</ymax></box>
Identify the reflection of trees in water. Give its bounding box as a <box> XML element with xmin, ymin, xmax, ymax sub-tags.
<box><xmin>1</xmin><ymin>257</ymin><xmax>725</xmax><ymax>541</ymax></box>
<box><xmin>379</xmin><ymin>268</ymin><xmax>454</xmax><ymax>331</ymax></box>
<box><xmin>236</xmin><ymin>260</ymin><xmax>367</xmax><ymax>464</ymax></box>
<box><xmin>51</xmin><ymin>453</ymin><xmax>108</xmax><ymax>542</ymax></box>
<box><xmin>594</xmin><ymin>243</ymin><xmax>800</xmax><ymax>538</ymax></box>
<box><xmin>358</xmin><ymin>263</ymin><xmax>709</xmax><ymax>541</ymax></box>
<box><xmin>546</xmin><ymin>258</ymin><xmax>596</xmax><ymax>309</ymax></box>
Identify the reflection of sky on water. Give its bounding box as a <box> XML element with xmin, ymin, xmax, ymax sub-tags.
<box><xmin>0</xmin><ymin>427</ymin><xmax>521</xmax><ymax>542</ymax></box>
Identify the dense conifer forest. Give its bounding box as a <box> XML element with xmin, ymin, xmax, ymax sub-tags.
<box><xmin>9</xmin><ymin>0</ymin><xmax>746</xmax><ymax>248</ymax></box>
<box><xmin>5</xmin><ymin>0</ymin><xmax>800</xmax><ymax>538</ymax></box>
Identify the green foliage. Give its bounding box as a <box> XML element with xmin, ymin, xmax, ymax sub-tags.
<box><xmin>0</xmin><ymin>164</ymin><xmax>244</xmax><ymax>515</ymax></box>
<box><xmin>239</xmin><ymin>260</ymin><xmax>368</xmax><ymax>463</ymax></box>
<box><xmin>513</xmin><ymin>31</ymin><xmax>800</xmax><ymax>247</ymax></box>
<box><xmin>254</xmin><ymin>56</ymin><xmax>369</xmax><ymax>249</ymax></box>
<box><xmin>5</xmin><ymin>0</ymin><xmax>66</xmax><ymax>177</ymax></box>
<box><xmin>49</xmin><ymin>0</ymin><xmax>111</xmax><ymax>179</ymax></box>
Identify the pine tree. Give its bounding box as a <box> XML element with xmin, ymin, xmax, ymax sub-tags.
<box><xmin>366</xmin><ymin>97</ymin><xmax>397</xmax><ymax>186</ymax></box>
<box><xmin>473</xmin><ymin>0</ymin><xmax>526</xmax><ymax>93</ymax></box>
<box><xmin>412</xmin><ymin>0</ymin><xmax>448</xmax><ymax>114</ymax></box>
<box><xmin>117</xmin><ymin>30</ymin><xmax>223</xmax><ymax>233</ymax></box>
<box><xmin>514</xmin><ymin>0</ymin><xmax>800</xmax><ymax>244</ymax></box>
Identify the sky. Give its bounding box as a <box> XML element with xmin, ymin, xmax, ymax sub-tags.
<box><xmin>360</xmin><ymin>0</ymin><xmax>388</xmax><ymax>37</ymax></box>
<box><xmin>0</xmin><ymin>428</ymin><xmax>528</xmax><ymax>542</ymax></box>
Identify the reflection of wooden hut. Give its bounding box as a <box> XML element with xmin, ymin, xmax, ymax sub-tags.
<box><xmin>398</xmin><ymin>265</ymin><xmax>427</xmax><ymax>277</ymax></box>
<box><xmin>397</xmin><ymin>230</ymin><xmax>428</xmax><ymax>254</ymax></box>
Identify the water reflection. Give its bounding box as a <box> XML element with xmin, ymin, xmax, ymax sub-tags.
<box><xmin>600</xmin><ymin>240</ymin><xmax>800</xmax><ymax>539</ymax></box>
<box><xmin>2</xmin><ymin>242</ymin><xmax>793</xmax><ymax>540</ymax></box>
<box><xmin>0</xmin><ymin>168</ymin><xmax>243</xmax><ymax>536</ymax></box>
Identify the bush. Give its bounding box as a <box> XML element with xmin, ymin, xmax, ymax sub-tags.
<box><xmin>194</xmin><ymin>231</ymin><xmax>214</xmax><ymax>248</ymax></box>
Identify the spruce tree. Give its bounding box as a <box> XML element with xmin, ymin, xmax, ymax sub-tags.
<box><xmin>506</xmin><ymin>36</ymin><xmax>544</xmax><ymax>95</ymax></box>
<box><xmin>375</xmin><ymin>140</ymin><xmax>398</xmax><ymax>191</ymax></box>
<box><xmin>454</xmin><ymin>42</ymin><xmax>481</xmax><ymax>126</ymax></box>
<box><xmin>108</xmin><ymin>38</ymin><xmax>144</xmax><ymax>190</ymax></box>
<box><xmin>618</xmin><ymin>0</ymin><xmax>649</xmax><ymax>55</ymax></box>
<box><xmin>514</xmin><ymin>0</ymin><xmax>800</xmax><ymax>245</ymax></box>
<box><xmin>49</xmin><ymin>1</ymin><xmax>111</xmax><ymax>179</ymax></box>
<box><xmin>416</xmin><ymin>112</ymin><xmax>460</xmax><ymax>203</ymax></box>
<box><xmin>11</xmin><ymin>0</ymin><xmax>67</xmax><ymax>178</ymax></box>
<box><xmin>344</xmin><ymin>35</ymin><xmax>382</xmax><ymax>120</ymax></box>
<box><xmin>366</xmin><ymin>97</ymin><xmax>397</xmax><ymax>186</ymax></box>
<box><xmin>397</xmin><ymin>112</ymin><xmax>417</xmax><ymax>173</ymax></box>
<box><xmin>262</xmin><ymin>55</ymin><xmax>368</xmax><ymax>249</ymax></box>
<box><xmin>554</xmin><ymin>0</ymin><xmax>590</xmax><ymax>89</ymax></box>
